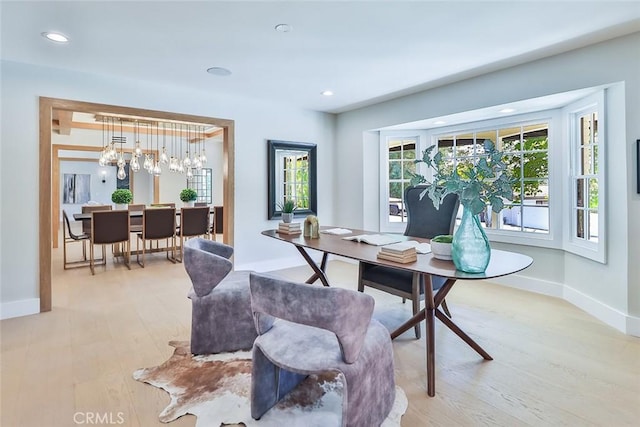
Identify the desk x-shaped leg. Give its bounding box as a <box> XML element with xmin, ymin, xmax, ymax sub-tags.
<box><xmin>390</xmin><ymin>273</ymin><xmax>492</xmax><ymax>396</ymax></box>
<box><xmin>295</xmin><ymin>246</ymin><xmax>330</xmax><ymax>287</ymax></box>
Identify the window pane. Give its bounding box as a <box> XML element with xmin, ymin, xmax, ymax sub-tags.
<box><xmin>403</xmin><ymin>160</ymin><xmax>416</xmax><ymax>179</ymax></box>
<box><xmin>456</xmin><ymin>133</ymin><xmax>474</xmax><ymax>157</ymax></box>
<box><xmin>389</xmin><ymin>182</ymin><xmax>403</xmax><ymax>199</ymax></box>
<box><xmin>576</xmin><ymin>178</ymin><xmax>585</xmax><ymax>208</ymax></box>
<box><xmin>581</xmin><ymin>146</ymin><xmax>592</xmax><ymax>175</ymax></box>
<box><xmin>389</xmin><ymin>161</ymin><xmax>401</xmax><ymax>179</ymax></box>
<box><xmin>522</xmin><ymin>149</ymin><xmax>548</xmax><ymax>180</ymax></box>
<box><xmin>576</xmin><ymin>210</ymin><xmax>585</xmax><ymax>238</ymax></box>
<box><xmin>521</xmin><ymin>205</ymin><xmax>549</xmax><ymax>232</ymax></box>
<box><xmin>476</xmin><ymin>130</ymin><xmax>495</xmax><ymax>156</ymax></box>
<box><xmin>499</xmin><ymin>126</ymin><xmax>522</xmax><ymax>152</ymax></box>
<box><xmin>588</xmin><ymin>178</ymin><xmax>599</xmax><ymax>209</ymax></box>
<box><xmin>588</xmin><ymin>210</ymin><xmax>599</xmax><ymax>242</ymax></box>
<box><xmin>580</xmin><ymin>115</ymin><xmax>592</xmax><ymax>146</ymax></box>
<box><xmin>402</xmin><ymin>145</ymin><xmax>416</xmax><ymax>160</ymax></box>
<box><xmin>523</xmin><ymin>179</ymin><xmax>548</xmax><ymax>202</ymax></box>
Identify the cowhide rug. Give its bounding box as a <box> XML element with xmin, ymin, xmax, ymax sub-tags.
<box><xmin>133</xmin><ymin>340</ymin><xmax>407</xmax><ymax>427</ymax></box>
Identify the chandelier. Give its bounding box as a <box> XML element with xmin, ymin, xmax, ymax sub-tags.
<box><xmin>98</xmin><ymin>116</ymin><xmax>209</xmax><ymax>179</ymax></box>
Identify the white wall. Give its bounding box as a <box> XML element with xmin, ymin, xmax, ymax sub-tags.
<box><xmin>335</xmin><ymin>32</ymin><xmax>640</xmax><ymax>334</ymax></box>
<box><xmin>0</xmin><ymin>60</ymin><xmax>335</xmax><ymax>316</ymax></box>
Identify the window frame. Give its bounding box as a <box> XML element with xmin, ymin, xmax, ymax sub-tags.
<box><xmin>379</xmin><ymin>130</ymin><xmax>427</xmax><ymax>232</ymax></box>
<box><xmin>563</xmin><ymin>91</ymin><xmax>606</xmax><ymax>263</ymax></box>
<box><xmin>380</xmin><ymin>112</ymin><xmax>563</xmax><ymax>248</ymax></box>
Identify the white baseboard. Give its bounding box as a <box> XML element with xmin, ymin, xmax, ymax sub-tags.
<box><xmin>487</xmin><ymin>273</ymin><xmax>564</xmax><ymax>298</ymax></box>
<box><xmin>563</xmin><ymin>285</ymin><xmax>632</xmax><ymax>335</ymax></box>
<box><xmin>626</xmin><ymin>315</ymin><xmax>640</xmax><ymax>337</ymax></box>
<box><xmin>1</xmin><ymin>298</ymin><xmax>40</xmax><ymax>320</ymax></box>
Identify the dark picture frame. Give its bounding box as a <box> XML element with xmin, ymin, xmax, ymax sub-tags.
<box><xmin>268</xmin><ymin>140</ymin><xmax>317</xmax><ymax>220</ymax></box>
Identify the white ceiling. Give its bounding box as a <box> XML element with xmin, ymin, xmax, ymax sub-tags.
<box><xmin>2</xmin><ymin>1</ymin><xmax>639</xmax><ymax>114</ymax></box>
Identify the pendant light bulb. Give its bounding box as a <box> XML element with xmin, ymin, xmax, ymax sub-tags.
<box><xmin>117</xmin><ymin>165</ymin><xmax>126</xmax><ymax>180</ymax></box>
<box><xmin>130</xmin><ymin>155</ymin><xmax>140</xmax><ymax>172</ymax></box>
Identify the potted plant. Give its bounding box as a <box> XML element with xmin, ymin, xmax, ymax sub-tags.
<box><xmin>411</xmin><ymin>139</ymin><xmax>516</xmax><ymax>272</ymax></box>
<box><xmin>180</xmin><ymin>188</ymin><xmax>198</xmax><ymax>207</ymax></box>
<box><xmin>111</xmin><ymin>189</ymin><xmax>133</xmax><ymax>210</ymax></box>
<box><xmin>277</xmin><ymin>199</ymin><xmax>297</xmax><ymax>223</ymax></box>
<box><xmin>430</xmin><ymin>234</ymin><xmax>453</xmax><ymax>260</ymax></box>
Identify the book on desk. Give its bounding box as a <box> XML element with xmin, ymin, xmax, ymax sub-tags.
<box><xmin>277</xmin><ymin>222</ymin><xmax>301</xmax><ymax>235</ymax></box>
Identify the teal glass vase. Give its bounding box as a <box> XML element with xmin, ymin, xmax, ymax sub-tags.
<box><xmin>452</xmin><ymin>206</ymin><xmax>491</xmax><ymax>273</ymax></box>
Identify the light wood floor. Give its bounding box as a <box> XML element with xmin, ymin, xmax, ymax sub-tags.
<box><xmin>1</xmin><ymin>241</ymin><xmax>639</xmax><ymax>426</ymax></box>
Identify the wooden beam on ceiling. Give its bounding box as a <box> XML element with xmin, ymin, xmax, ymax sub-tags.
<box><xmin>54</xmin><ymin>110</ymin><xmax>73</xmax><ymax>135</ymax></box>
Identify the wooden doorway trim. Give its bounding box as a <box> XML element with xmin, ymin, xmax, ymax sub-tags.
<box><xmin>39</xmin><ymin>97</ymin><xmax>235</xmax><ymax>312</ymax></box>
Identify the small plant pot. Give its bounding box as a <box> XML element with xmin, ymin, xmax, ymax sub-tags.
<box><xmin>431</xmin><ymin>240</ymin><xmax>453</xmax><ymax>260</ymax></box>
<box><xmin>282</xmin><ymin>213</ymin><xmax>294</xmax><ymax>223</ymax></box>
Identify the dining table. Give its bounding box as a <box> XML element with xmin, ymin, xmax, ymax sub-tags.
<box><xmin>262</xmin><ymin>225</ymin><xmax>533</xmax><ymax>396</ymax></box>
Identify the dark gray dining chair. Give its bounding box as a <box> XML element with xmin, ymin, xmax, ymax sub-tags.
<box><xmin>90</xmin><ymin>210</ymin><xmax>131</xmax><ymax>275</ymax></box>
<box><xmin>249</xmin><ymin>272</ymin><xmax>396</xmax><ymax>426</ymax></box>
<box><xmin>62</xmin><ymin>210</ymin><xmax>92</xmax><ymax>269</ymax></box>
<box><xmin>176</xmin><ymin>206</ymin><xmax>211</xmax><ymax>262</ymax></box>
<box><xmin>358</xmin><ymin>185</ymin><xmax>459</xmax><ymax>338</ymax></box>
<box><xmin>81</xmin><ymin>204</ymin><xmax>112</xmax><ymax>236</ymax></box>
<box><xmin>136</xmin><ymin>207</ymin><xmax>176</xmax><ymax>267</ymax></box>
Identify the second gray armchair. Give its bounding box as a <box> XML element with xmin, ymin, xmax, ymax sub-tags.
<box><xmin>249</xmin><ymin>272</ymin><xmax>396</xmax><ymax>427</ymax></box>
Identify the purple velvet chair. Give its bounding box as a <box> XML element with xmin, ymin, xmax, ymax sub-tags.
<box><xmin>183</xmin><ymin>238</ymin><xmax>257</xmax><ymax>354</ymax></box>
<box><xmin>249</xmin><ymin>272</ymin><xmax>396</xmax><ymax>427</ymax></box>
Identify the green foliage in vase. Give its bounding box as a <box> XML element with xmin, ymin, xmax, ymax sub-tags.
<box><xmin>111</xmin><ymin>189</ymin><xmax>133</xmax><ymax>204</ymax></box>
<box><xmin>180</xmin><ymin>188</ymin><xmax>198</xmax><ymax>202</ymax></box>
<box><xmin>410</xmin><ymin>139</ymin><xmax>517</xmax><ymax>215</ymax></box>
<box><xmin>277</xmin><ymin>199</ymin><xmax>297</xmax><ymax>213</ymax></box>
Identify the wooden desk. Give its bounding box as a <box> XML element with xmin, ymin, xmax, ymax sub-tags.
<box><xmin>262</xmin><ymin>226</ymin><xmax>533</xmax><ymax>396</ymax></box>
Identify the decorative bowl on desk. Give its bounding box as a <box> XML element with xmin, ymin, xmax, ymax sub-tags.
<box><xmin>430</xmin><ymin>234</ymin><xmax>453</xmax><ymax>260</ymax></box>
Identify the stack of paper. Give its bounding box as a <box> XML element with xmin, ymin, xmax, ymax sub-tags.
<box><xmin>377</xmin><ymin>242</ymin><xmax>418</xmax><ymax>264</ymax></box>
<box><xmin>277</xmin><ymin>222</ymin><xmax>301</xmax><ymax>235</ymax></box>
<box><xmin>320</xmin><ymin>228</ymin><xmax>352</xmax><ymax>235</ymax></box>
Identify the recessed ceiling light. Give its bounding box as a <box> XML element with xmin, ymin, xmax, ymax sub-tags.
<box><xmin>433</xmin><ymin>120</ymin><xmax>446</xmax><ymax>125</ymax></box>
<box><xmin>275</xmin><ymin>24</ymin><xmax>292</xmax><ymax>33</ymax></box>
<box><xmin>499</xmin><ymin>108</ymin><xmax>516</xmax><ymax>113</ymax></box>
<box><xmin>41</xmin><ymin>31</ymin><xmax>69</xmax><ymax>43</ymax></box>
<box><xmin>321</xmin><ymin>90</ymin><xmax>334</xmax><ymax>96</ymax></box>
<box><xmin>206</xmin><ymin>67</ymin><xmax>232</xmax><ymax>76</ymax></box>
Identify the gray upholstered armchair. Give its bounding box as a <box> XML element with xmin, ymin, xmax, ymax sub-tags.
<box><xmin>183</xmin><ymin>238</ymin><xmax>257</xmax><ymax>354</ymax></box>
<box><xmin>249</xmin><ymin>272</ymin><xmax>395</xmax><ymax>427</ymax></box>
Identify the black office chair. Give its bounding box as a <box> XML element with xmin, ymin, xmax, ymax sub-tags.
<box><xmin>357</xmin><ymin>186</ymin><xmax>460</xmax><ymax>339</ymax></box>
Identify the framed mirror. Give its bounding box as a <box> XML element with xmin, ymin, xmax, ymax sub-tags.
<box><xmin>268</xmin><ymin>140</ymin><xmax>317</xmax><ymax>219</ymax></box>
